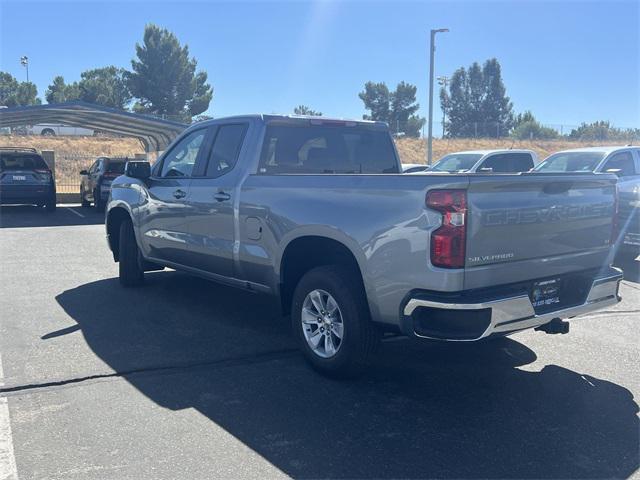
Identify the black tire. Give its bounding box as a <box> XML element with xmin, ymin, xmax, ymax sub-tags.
<box><xmin>80</xmin><ymin>186</ymin><xmax>91</xmax><ymax>207</ymax></box>
<box><xmin>45</xmin><ymin>194</ymin><xmax>56</xmax><ymax>212</ymax></box>
<box><xmin>94</xmin><ymin>189</ymin><xmax>105</xmax><ymax>211</ymax></box>
<box><xmin>118</xmin><ymin>218</ymin><xmax>144</xmax><ymax>287</ymax></box>
<box><xmin>291</xmin><ymin>265</ymin><xmax>380</xmax><ymax>378</ymax></box>
<box><xmin>41</xmin><ymin>128</ymin><xmax>55</xmax><ymax>136</ymax></box>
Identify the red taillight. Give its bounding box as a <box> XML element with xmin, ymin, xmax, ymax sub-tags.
<box><xmin>426</xmin><ymin>189</ymin><xmax>467</xmax><ymax>268</ymax></box>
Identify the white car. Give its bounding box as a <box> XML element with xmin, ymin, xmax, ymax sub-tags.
<box><xmin>27</xmin><ymin>123</ymin><xmax>94</xmax><ymax>137</ymax></box>
<box><xmin>402</xmin><ymin>163</ymin><xmax>431</xmax><ymax>173</ymax></box>
<box><xmin>423</xmin><ymin>149</ymin><xmax>538</xmax><ymax>174</ymax></box>
<box><xmin>535</xmin><ymin>146</ymin><xmax>640</xmax><ymax>260</ymax></box>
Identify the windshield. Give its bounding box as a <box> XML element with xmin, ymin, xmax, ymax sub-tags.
<box><xmin>106</xmin><ymin>162</ymin><xmax>126</xmax><ymax>174</ymax></box>
<box><xmin>535</xmin><ymin>152</ymin><xmax>605</xmax><ymax>172</ymax></box>
<box><xmin>0</xmin><ymin>153</ymin><xmax>48</xmax><ymax>171</ymax></box>
<box><xmin>431</xmin><ymin>153</ymin><xmax>483</xmax><ymax>172</ymax></box>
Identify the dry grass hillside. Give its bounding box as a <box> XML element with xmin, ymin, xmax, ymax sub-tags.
<box><xmin>0</xmin><ymin>135</ymin><xmax>143</xmax><ymax>157</ymax></box>
<box><xmin>0</xmin><ymin>134</ymin><xmax>619</xmax><ymax>185</ymax></box>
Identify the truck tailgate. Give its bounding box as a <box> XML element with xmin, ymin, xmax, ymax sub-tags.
<box><xmin>464</xmin><ymin>173</ymin><xmax>617</xmax><ymax>289</ymax></box>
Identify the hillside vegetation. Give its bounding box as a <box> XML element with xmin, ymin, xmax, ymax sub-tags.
<box><xmin>0</xmin><ymin>134</ymin><xmax>623</xmax><ymax>167</ymax></box>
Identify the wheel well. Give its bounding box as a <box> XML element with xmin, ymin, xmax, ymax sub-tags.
<box><xmin>41</xmin><ymin>128</ymin><xmax>55</xmax><ymax>136</ymax></box>
<box><xmin>106</xmin><ymin>207</ymin><xmax>131</xmax><ymax>262</ymax></box>
<box><xmin>280</xmin><ymin>236</ymin><xmax>365</xmax><ymax>315</ymax></box>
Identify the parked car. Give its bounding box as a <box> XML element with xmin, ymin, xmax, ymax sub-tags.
<box><xmin>80</xmin><ymin>157</ymin><xmax>128</xmax><ymax>210</ymax></box>
<box><xmin>423</xmin><ymin>149</ymin><xmax>537</xmax><ymax>174</ymax></box>
<box><xmin>105</xmin><ymin>115</ymin><xmax>621</xmax><ymax>377</ymax></box>
<box><xmin>27</xmin><ymin>123</ymin><xmax>94</xmax><ymax>137</ymax></box>
<box><xmin>0</xmin><ymin>147</ymin><xmax>56</xmax><ymax>211</ymax></box>
<box><xmin>535</xmin><ymin>146</ymin><xmax>640</xmax><ymax>261</ymax></box>
<box><xmin>402</xmin><ymin>163</ymin><xmax>431</xmax><ymax>173</ymax></box>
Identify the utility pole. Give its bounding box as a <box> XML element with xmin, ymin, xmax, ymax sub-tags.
<box><xmin>427</xmin><ymin>28</ymin><xmax>449</xmax><ymax>164</ymax></box>
<box><xmin>20</xmin><ymin>56</ymin><xmax>29</xmax><ymax>83</ymax></box>
<box><xmin>437</xmin><ymin>75</ymin><xmax>449</xmax><ymax>138</ymax></box>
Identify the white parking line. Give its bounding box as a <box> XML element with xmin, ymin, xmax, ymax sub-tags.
<box><xmin>0</xmin><ymin>355</ymin><xmax>18</xmax><ymax>480</ymax></box>
<box><xmin>65</xmin><ymin>206</ymin><xmax>85</xmax><ymax>218</ymax></box>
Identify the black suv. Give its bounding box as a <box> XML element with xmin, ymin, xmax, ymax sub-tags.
<box><xmin>80</xmin><ymin>157</ymin><xmax>127</xmax><ymax>210</ymax></box>
<box><xmin>0</xmin><ymin>147</ymin><xmax>56</xmax><ymax>212</ymax></box>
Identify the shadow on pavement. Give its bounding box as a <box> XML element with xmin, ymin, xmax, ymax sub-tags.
<box><xmin>0</xmin><ymin>204</ymin><xmax>104</xmax><ymax>228</ymax></box>
<box><xmin>614</xmin><ymin>254</ymin><xmax>639</xmax><ymax>283</ymax></box>
<box><xmin>54</xmin><ymin>271</ymin><xmax>639</xmax><ymax>478</ymax></box>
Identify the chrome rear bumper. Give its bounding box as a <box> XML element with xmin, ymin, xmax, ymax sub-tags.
<box><xmin>403</xmin><ymin>268</ymin><xmax>623</xmax><ymax>341</ymax></box>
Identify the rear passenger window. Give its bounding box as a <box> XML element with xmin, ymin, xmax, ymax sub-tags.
<box><xmin>205</xmin><ymin>124</ymin><xmax>248</xmax><ymax>177</ymax></box>
<box><xmin>510</xmin><ymin>154</ymin><xmax>534</xmax><ymax>172</ymax></box>
<box><xmin>604</xmin><ymin>152</ymin><xmax>636</xmax><ymax>177</ymax></box>
<box><xmin>480</xmin><ymin>154</ymin><xmax>510</xmax><ymax>172</ymax></box>
<box><xmin>258</xmin><ymin>124</ymin><xmax>399</xmax><ymax>174</ymax></box>
<box><xmin>480</xmin><ymin>153</ymin><xmax>532</xmax><ymax>173</ymax></box>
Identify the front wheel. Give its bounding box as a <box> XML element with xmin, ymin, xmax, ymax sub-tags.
<box><xmin>80</xmin><ymin>186</ymin><xmax>90</xmax><ymax>207</ymax></box>
<box><xmin>94</xmin><ymin>189</ymin><xmax>105</xmax><ymax>211</ymax></box>
<box><xmin>45</xmin><ymin>193</ymin><xmax>56</xmax><ymax>212</ymax></box>
<box><xmin>292</xmin><ymin>265</ymin><xmax>380</xmax><ymax>378</ymax></box>
<box><xmin>119</xmin><ymin>218</ymin><xmax>144</xmax><ymax>287</ymax></box>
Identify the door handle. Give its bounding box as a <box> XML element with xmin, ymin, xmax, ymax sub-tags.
<box><xmin>213</xmin><ymin>192</ymin><xmax>231</xmax><ymax>202</ymax></box>
<box><xmin>173</xmin><ymin>189</ymin><xmax>186</xmax><ymax>199</ymax></box>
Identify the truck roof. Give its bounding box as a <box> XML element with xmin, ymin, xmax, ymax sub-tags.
<box><xmin>444</xmin><ymin>149</ymin><xmax>536</xmax><ymax>155</ymax></box>
<box><xmin>193</xmin><ymin>114</ymin><xmax>388</xmax><ymax>128</ymax></box>
<box><xmin>550</xmin><ymin>145</ymin><xmax>639</xmax><ymax>155</ymax></box>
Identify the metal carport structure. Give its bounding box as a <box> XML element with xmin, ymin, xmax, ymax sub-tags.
<box><xmin>0</xmin><ymin>101</ymin><xmax>187</xmax><ymax>152</ymax></box>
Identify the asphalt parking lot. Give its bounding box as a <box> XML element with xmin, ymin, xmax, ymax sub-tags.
<box><xmin>0</xmin><ymin>204</ymin><xmax>638</xmax><ymax>479</ymax></box>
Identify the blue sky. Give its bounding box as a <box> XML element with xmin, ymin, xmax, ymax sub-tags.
<box><xmin>1</xmin><ymin>0</ymin><xmax>638</xmax><ymax>127</ymax></box>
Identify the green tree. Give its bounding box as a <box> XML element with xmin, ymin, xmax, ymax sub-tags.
<box><xmin>359</xmin><ymin>81</ymin><xmax>425</xmax><ymax>137</ymax></box>
<box><xmin>45</xmin><ymin>76</ymin><xmax>81</xmax><ymax>103</ymax></box>
<box><xmin>78</xmin><ymin>66</ymin><xmax>131</xmax><ymax>109</ymax></box>
<box><xmin>127</xmin><ymin>24</ymin><xmax>213</xmax><ymax>121</ymax></box>
<box><xmin>359</xmin><ymin>81</ymin><xmax>390</xmax><ymax>123</ymax></box>
<box><xmin>480</xmin><ymin>58</ymin><xmax>513</xmax><ymax>136</ymax></box>
<box><xmin>511</xmin><ymin>111</ymin><xmax>558</xmax><ymax>139</ymax></box>
<box><xmin>569</xmin><ymin>121</ymin><xmax>629</xmax><ymax>141</ymax></box>
<box><xmin>293</xmin><ymin>105</ymin><xmax>322</xmax><ymax>116</ymax></box>
<box><xmin>0</xmin><ymin>72</ymin><xmax>41</xmax><ymax>106</ymax></box>
<box><xmin>440</xmin><ymin>58</ymin><xmax>513</xmax><ymax>138</ymax></box>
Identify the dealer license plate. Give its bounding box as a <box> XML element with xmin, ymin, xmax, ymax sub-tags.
<box><xmin>531</xmin><ymin>278</ymin><xmax>561</xmax><ymax>308</ymax></box>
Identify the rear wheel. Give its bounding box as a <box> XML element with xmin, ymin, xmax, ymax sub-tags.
<box><xmin>41</xmin><ymin>128</ymin><xmax>55</xmax><ymax>136</ymax></box>
<box><xmin>292</xmin><ymin>265</ymin><xmax>380</xmax><ymax>378</ymax></box>
<box><xmin>119</xmin><ymin>218</ymin><xmax>144</xmax><ymax>287</ymax></box>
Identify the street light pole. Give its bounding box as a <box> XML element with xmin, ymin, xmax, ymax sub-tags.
<box><xmin>20</xmin><ymin>56</ymin><xmax>29</xmax><ymax>83</ymax></box>
<box><xmin>427</xmin><ymin>28</ymin><xmax>448</xmax><ymax>165</ymax></box>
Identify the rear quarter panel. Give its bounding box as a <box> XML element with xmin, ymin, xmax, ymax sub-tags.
<box><xmin>238</xmin><ymin>174</ymin><xmax>468</xmax><ymax>325</ymax></box>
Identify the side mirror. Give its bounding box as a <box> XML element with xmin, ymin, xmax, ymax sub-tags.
<box><xmin>79</xmin><ymin>169</ymin><xmax>88</xmax><ymax>175</ymax></box>
<box><xmin>125</xmin><ymin>161</ymin><xmax>151</xmax><ymax>180</ymax></box>
<box><xmin>605</xmin><ymin>168</ymin><xmax>623</xmax><ymax>177</ymax></box>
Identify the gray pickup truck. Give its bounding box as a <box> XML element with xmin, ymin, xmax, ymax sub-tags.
<box><xmin>105</xmin><ymin>115</ymin><xmax>622</xmax><ymax>377</ymax></box>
